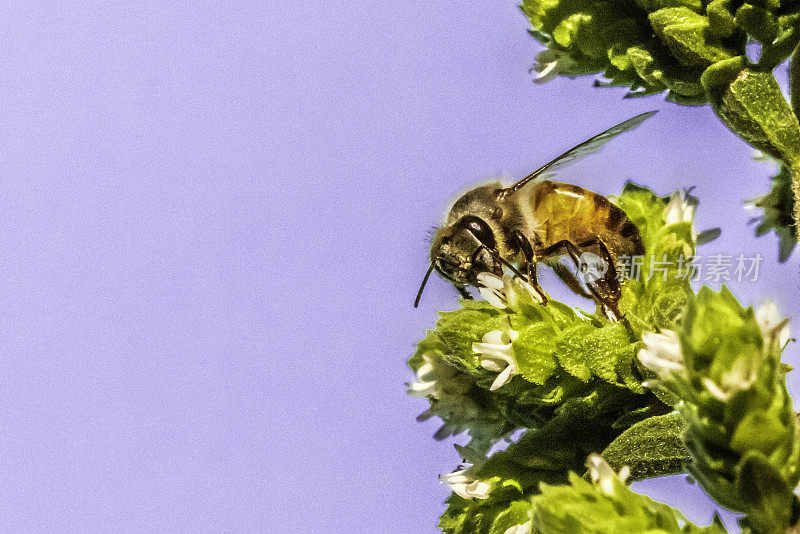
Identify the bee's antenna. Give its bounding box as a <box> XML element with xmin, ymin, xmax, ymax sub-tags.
<box><xmin>414</xmin><ymin>263</ymin><xmax>436</xmax><ymax>308</ymax></box>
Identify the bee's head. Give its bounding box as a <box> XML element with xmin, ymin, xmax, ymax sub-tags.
<box><xmin>429</xmin><ymin>215</ymin><xmax>502</xmax><ymax>288</ymax></box>
<box><xmin>413</xmin><ymin>188</ymin><xmax>506</xmax><ymax>307</ymax></box>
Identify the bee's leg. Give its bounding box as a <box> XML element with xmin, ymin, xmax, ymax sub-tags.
<box><xmin>542</xmin><ymin>239</ymin><xmax>622</xmax><ymax>321</ymax></box>
<box><xmin>582</xmin><ymin>237</ymin><xmax>618</xmax><ymax>282</ymax></box>
<box><xmin>512</xmin><ymin>231</ymin><xmax>548</xmax><ymax>305</ymax></box>
<box><xmin>541</xmin><ymin>237</ymin><xmax>618</xmax><ymax>280</ymax></box>
<box><xmin>545</xmin><ymin>259</ymin><xmax>594</xmax><ymax>300</ymax></box>
<box><xmin>596</xmin><ymin>290</ymin><xmax>622</xmax><ymax>322</ymax></box>
<box><xmin>573</xmin><ymin>237</ymin><xmax>623</xmax><ymax>320</ymax></box>
<box><xmin>457</xmin><ymin>286</ymin><xmax>473</xmax><ymax>300</ymax></box>
<box><xmin>523</xmin><ymin>262</ymin><xmax>548</xmax><ymax>305</ymax></box>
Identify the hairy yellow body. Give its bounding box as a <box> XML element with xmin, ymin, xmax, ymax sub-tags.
<box><xmin>525</xmin><ymin>181</ymin><xmax>644</xmax><ymax>260</ymax></box>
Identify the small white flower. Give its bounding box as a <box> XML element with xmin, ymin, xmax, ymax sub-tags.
<box><xmin>698</xmin><ymin>301</ymin><xmax>794</xmax><ymax>403</ymax></box>
<box><xmin>703</xmin><ymin>356</ymin><xmax>759</xmax><ymax>401</ymax></box>
<box><xmin>477</xmin><ymin>272</ymin><xmax>510</xmax><ymax>308</ymax></box>
<box><xmin>700</xmin><ymin>352</ymin><xmax>760</xmax><ymax>402</ymax></box>
<box><xmin>586</xmin><ymin>454</ymin><xmax>629</xmax><ymax>496</ymax></box>
<box><xmin>756</xmin><ymin>300</ymin><xmax>790</xmax><ymax>349</ymax></box>
<box><xmin>618</xmin><ymin>465</ymin><xmax>631</xmax><ymax>484</ymax></box>
<box><xmin>407</xmin><ymin>355</ymin><xmax>439</xmax><ymax>398</ymax></box>
<box><xmin>723</xmin><ymin>354</ymin><xmax>757</xmax><ymax>391</ymax></box>
<box><xmin>702</xmin><ymin>377</ymin><xmax>730</xmax><ymax>402</ymax></box>
<box><xmin>751</xmin><ymin>149</ymin><xmax>773</xmax><ymax>162</ymax></box>
<box><xmin>638</xmin><ymin>330</ymin><xmax>684</xmax><ymax>378</ymax></box>
<box><xmin>440</xmin><ymin>466</ymin><xmax>491</xmax><ymax>500</ymax></box>
<box><xmin>504</xmin><ymin>521</ymin><xmax>532</xmax><ymax>534</ymax></box>
<box><xmin>473</xmin><ymin>328</ymin><xmax>519</xmax><ymax>391</ymax></box>
<box><xmin>477</xmin><ymin>272</ymin><xmax>545</xmax><ymax>309</ymax></box>
<box><xmin>407</xmin><ymin>353</ymin><xmax>473</xmax><ymax>399</ymax></box>
<box><xmin>530</xmin><ymin>48</ymin><xmax>576</xmax><ymax>84</ymax></box>
<box><xmin>513</xmin><ymin>276</ymin><xmax>546</xmax><ymax>304</ymax></box>
<box><xmin>407</xmin><ymin>379</ymin><xmax>438</xmax><ymax>398</ymax></box>
<box><xmin>408</xmin><ymin>354</ymin><xmax>483</xmax><ymax>440</ymax></box>
<box><xmin>664</xmin><ymin>190</ymin><xmax>696</xmax><ymax>226</ymax></box>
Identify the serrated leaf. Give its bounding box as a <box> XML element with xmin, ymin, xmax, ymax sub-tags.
<box><xmin>409</xmin><ymin>329</ymin><xmax>448</xmax><ymax>371</ymax></box>
<box><xmin>611</xmin><ymin>400</ymin><xmax>672</xmax><ymax>428</ymax></box>
<box><xmin>436</xmin><ymin>308</ymin><xmax>504</xmax><ymax>370</ymax></box>
<box><xmin>514</xmin><ymin>372</ymin><xmax>590</xmax><ymax>406</ymax></box>
<box><xmin>514</xmin><ymin>324</ymin><xmax>559</xmax><ymax>384</ymax></box>
<box><xmin>602</xmin><ymin>412</ymin><xmax>689</xmax><ymax>480</ymax></box>
<box><xmin>706</xmin><ymin>0</ymin><xmax>738</xmax><ymax>36</ymax></box>
<box><xmin>555</xmin><ymin>322</ymin><xmax>637</xmax><ymax>385</ymax></box>
<box><xmin>488</xmin><ymin>501</ymin><xmax>532</xmax><ymax>534</ymax></box>
<box><xmin>555</xmin><ymin>324</ymin><xmax>596</xmax><ymax>381</ymax></box>
<box><xmin>635</xmin><ymin>0</ymin><xmax>704</xmax><ymax>13</ymax></box>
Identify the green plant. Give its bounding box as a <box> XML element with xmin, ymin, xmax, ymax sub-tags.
<box><xmin>521</xmin><ymin>0</ymin><xmax>800</xmax><ymax>261</ymax></box>
<box><xmin>409</xmin><ymin>185</ymin><xmax>798</xmax><ymax>533</ymax></box>
<box><xmin>408</xmin><ymin>5</ymin><xmax>800</xmax><ymax>532</ymax></box>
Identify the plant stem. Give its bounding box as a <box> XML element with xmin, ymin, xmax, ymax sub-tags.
<box><xmin>792</xmin><ymin>46</ymin><xmax>800</xmax><ymax>234</ymax></box>
<box><xmin>791</xmin><ymin>45</ymin><xmax>800</xmax><ymax>118</ymax></box>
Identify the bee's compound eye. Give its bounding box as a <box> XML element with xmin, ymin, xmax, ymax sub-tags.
<box><xmin>460</xmin><ymin>216</ymin><xmax>496</xmax><ymax>249</ymax></box>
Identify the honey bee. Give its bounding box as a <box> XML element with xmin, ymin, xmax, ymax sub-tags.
<box><xmin>415</xmin><ymin>111</ymin><xmax>656</xmax><ymax>320</ymax></box>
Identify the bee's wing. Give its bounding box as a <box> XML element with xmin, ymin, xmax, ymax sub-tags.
<box><xmin>505</xmin><ymin>110</ymin><xmax>657</xmax><ymax>195</ymax></box>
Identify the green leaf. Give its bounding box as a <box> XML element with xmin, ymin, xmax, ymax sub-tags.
<box><xmin>440</xmin><ymin>495</ymin><xmax>533</xmax><ymax>534</ymax></box>
<box><xmin>734</xmin><ymin>4</ymin><xmax>779</xmax><ymax>44</ymax></box>
<box><xmin>554</xmin><ymin>324</ymin><xmax>595</xmax><ymax>381</ymax></box>
<box><xmin>635</xmin><ymin>0</ymin><xmax>704</xmax><ymax>13</ymax></box>
<box><xmin>681</xmin><ymin>286</ymin><xmax>763</xmax><ymax>375</ymax></box>
<box><xmin>736</xmin><ymin>452</ymin><xmax>796</xmax><ymax>534</ymax></box>
<box><xmin>409</xmin><ymin>329</ymin><xmax>448</xmax><ymax>371</ymax></box>
<box><xmin>706</xmin><ymin>0</ymin><xmax>738</xmax><ymax>37</ymax></box>
<box><xmin>602</xmin><ymin>412</ymin><xmax>689</xmax><ymax>480</ymax></box>
<box><xmin>531</xmin><ymin>470</ymin><xmax>729</xmax><ymax>533</ymax></box>
<box><xmin>488</xmin><ymin>501</ymin><xmax>532</xmax><ymax>534</ymax></box>
<box><xmin>749</xmin><ymin>161</ymin><xmax>797</xmax><ymax>262</ymax></box>
<box><xmin>514</xmin><ymin>324</ymin><xmax>559</xmax><ymax>384</ymax></box>
<box><xmin>649</xmin><ymin>8</ymin><xmax>735</xmax><ymax>66</ymax></box>
<box><xmin>614</xmin><ymin>182</ymin><xmax>669</xmax><ymax>248</ymax></box>
<box><xmin>702</xmin><ymin>57</ymin><xmax>800</xmax><ymax>167</ymax></box>
<box><xmin>730</xmin><ymin>409</ymin><xmax>789</xmax><ymax>456</ymax></box>
<box><xmin>555</xmin><ymin>322</ymin><xmax>640</xmax><ymax>386</ymax></box>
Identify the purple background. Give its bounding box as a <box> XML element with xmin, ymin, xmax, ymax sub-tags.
<box><xmin>0</xmin><ymin>1</ymin><xmax>796</xmax><ymax>532</ymax></box>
